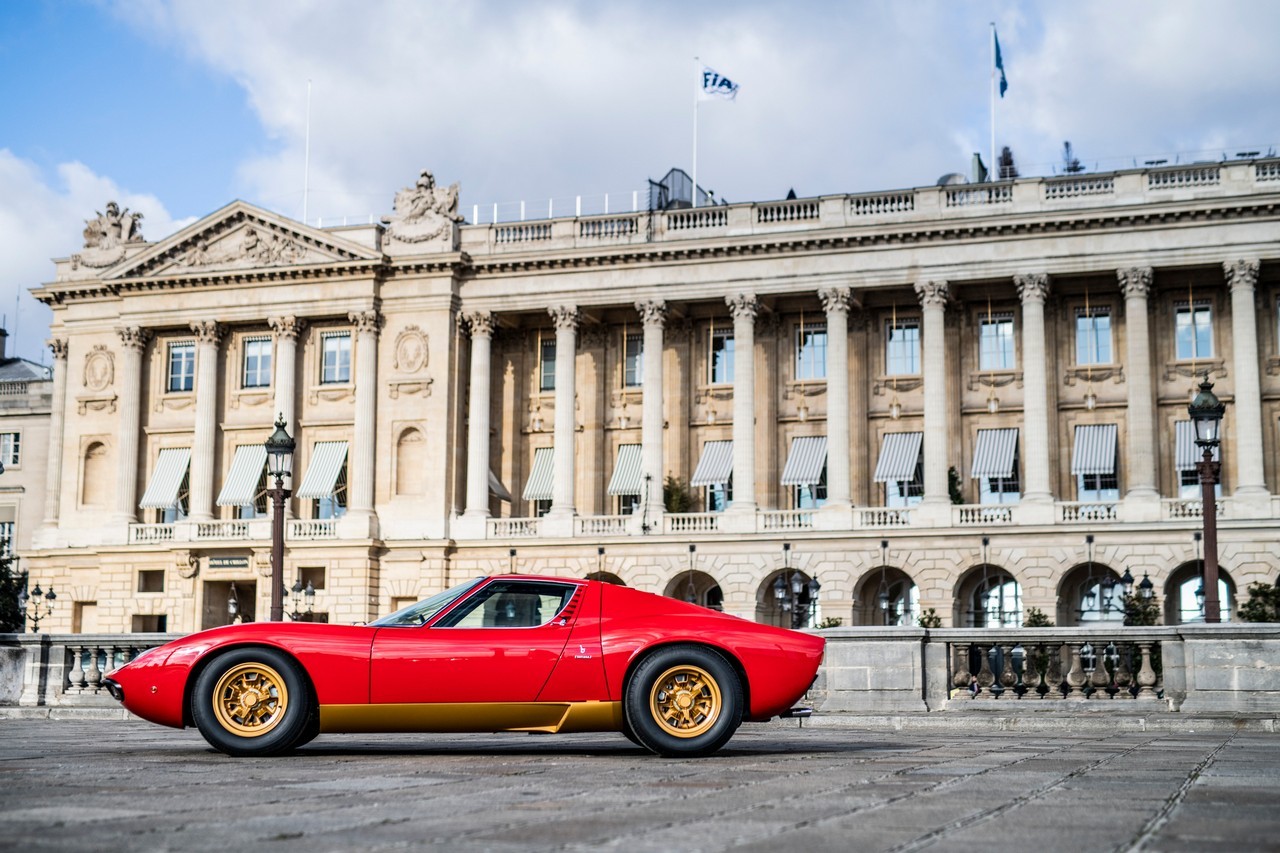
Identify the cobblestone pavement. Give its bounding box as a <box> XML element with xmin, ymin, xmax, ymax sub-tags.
<box><xmin>1</xmin><ymin>719</ymin><xmax>1276</xmax><ymax>852</ymax></box>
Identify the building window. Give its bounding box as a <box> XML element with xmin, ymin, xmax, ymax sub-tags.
<box><xmin>533</xmin><ymin>498</ymin><xmax>552</xmax><ymax>517</ymax></box>
<box><xmin>242</xmin><ymin>337</ymin><xmax>272</xmax><ymax>388</ymax></box>
<box><xmin>321</xmin><ymin>332</ymin><xmax>352</xmax><ymax>384</ymax></box>
<box><xmin>1077</xmin><ymin>471</ymin><xmax>1119</xmax><ymax>502</ymax></box>
<box><xmin>969</xmin><ymin>573</ymin><xmax>1022</xmax><ymax>627</ymax></box>
<box><xmin>0</xmin><ymin>432</ymin><xmax>19</xmax><ymax>466</ymax></box>
<box><xmin>979</xmin><ymin>313</ymin><xmax>1015</xmax><ymax>370</ymax></box>
<box><xmin>137</xmin><ymin>570</ymin><xmax>165</xmax><ymax>593</ymax></box>
<box><xmin>796</xmin><ymin>322</ymin><xmax>827</xmax><ymax>380</ymax></box>
<box><xmin>1076</xmin><ymin>308</ymin><xmax>1112</xmax><ymax>365</ymax></box>
<box><xmin>709</xmin><ymin>328</ymin><xmax>734</xmax><ymax>384</ymax></box>
<box><xmin>980</xmin><ymin>450</ymin><xmax>1021</xmax><ymax>505</ymax></box>
<box><xmin>617</xmin><ymin>493</ymin><xmax>640</xmax><ymax>515</ymax></box>
<box><xmin>0</xmin><ymin>521</ymin><xmax>13</xmax><ymax>555</ymax></box>
<box><xmin>1177</xmin><ymin>575</ymin><xmax>1232</xmax><ymax>624</ymax></box>
<box><xmin>1175</xmin><ymin>302</ymin><xmax>1213</xmax><ymax>360</ymax></box>
<box><xmin>539</xmin><ymin>338</ymin><xmax>556</xmax><ymax>392</ymax></box>
<box><xmin>235</xmin><ymin>464</ymin><xmax>270</xmax><ymax>520</ymax></box>
<box><xmin>159</xmin><ymin>471</ymin><xmax>190</xmax><ymax>524</ymax></box>
<box><xmin>886</xmin><ymin>320</ymin><xmax>920</xmax><ymax>375</ymax></box>
<box><xmin>706</xmin><ymin>477</ymin><xmax>733</xmax><ymax>512</ymax></box>
<box><xmin>1178</xmin><ymin>468</ymin><xmax>1221</xmax><ymax>500</ymax></box>
<box><xmin>795</xmin><ymin>465</ymin><xmax>827</xmax><ymax>509</ymax></box>
<box><xmin>886</xmin><ymin>458</ymin><xmax>924</xmax><ymax>508</ymax></box>
<box><xmin>623</xmin><ymin>333</ymin><xmax>643</xmax><ymax>388</ymax></box>
<box><xmin>314</xmin><ymin>464</ymin><xmax>347</xmax><ymax>519</ymax></box>
<box><xmin>167</xmin><ymin>342</ymin><xmax>195</xmax><ymax>392</ymax></box>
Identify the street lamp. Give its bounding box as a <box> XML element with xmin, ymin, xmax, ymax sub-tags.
<box><xmin>18</xmin><ymin>581</ymin><xmax>56</xmax><ymax>633</ymax></box>
<box><xmin>264</xmin><ymin>415</ymin><xmax>295</xmax><ymax>622</ymax></box>
<box><xmin>1187</xmin><ymin>375</ymin><xmax>1225</xmax><ymax>622</ymax></box>
<box><xmin>288</xmin><ymin>578</ymin><xmax>316</xmax><ymax>621</ymax></box>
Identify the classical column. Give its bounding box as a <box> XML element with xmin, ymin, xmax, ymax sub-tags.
<box><xmin>188</xmin><ymin>321</ymin><xmax>223</xmax><ymax>521</ymax></box>
<box><xmin>849</xmin><ymin>311</ymin><xmax>870</xmax><ymax>506</ymax></box>
<box><xmin>1225</xmin><ymin>259</ymin><xmax>1269</xmax><ymax>504</ymax></box>
<box><xmin>727</xmin><ymin>293</ymin><xmax>759</xmax><ymax>514</ymax></box>
<box><xmin>548</xmin><ymin>306</ymin><xmax>579</xmax><ymax>519</ymax></box>
<box><xmin>1118</xmin><ymin>267</ymin><xmax>1158</xmax><ymax>506</ymax></box>
<box><xmin>40</xmin><ymin>339</ymin><xmax>69</xmax><ymax>529</ymax></box>
<box><xmin>268</xmin><ymin>316</ymin><xmax>305</xmax><ymax>519</ymax></box>
<box><xmin>818</xmin><ymin>287</ymin><xmax>852</xmax><ymax>509</ymax></box>
<box><xmin>1015</xmin><ymin>274</ymin><xmax>1053</xmax><ymax>505</ymax></box>
<box><xmin>462</xmin><ymin>311</ymin><xmax>494</xmax><ymax>521</ymax></box>
<box><xmin>348</xmin><ymin>310</ymin><xmax>381</xmax><ymax>520</ymax></box>
<box><xmin>112</xmin><ymin>326</ymin><xmax>151</xmax><ymax>525</ymax></box>
<box><xmin>636</xmin><ymin>300</ymin><xmax>667</xmax><ymax>519</ymax></box>
<box><xmin>915</xmin><ymin>280</ymin><xmax>950</xmax><ymax>511</ymax></box>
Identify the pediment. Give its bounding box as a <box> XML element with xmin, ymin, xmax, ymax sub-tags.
<box><xmin>107</xmin><ymin>201</ymin><xmax>381</xmax><ymax>280</ymax></box>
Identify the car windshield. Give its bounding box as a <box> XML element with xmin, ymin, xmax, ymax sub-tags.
<box><xmin>369</xmin><ymin>578</ymin><xmax>485</xmax><ymax>627</ymax></box>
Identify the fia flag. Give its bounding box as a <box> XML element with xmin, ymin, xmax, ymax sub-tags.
<box><xmin>994</xmin><ymin>29</ymin><xmax>1008</xmax><ymax>97</ymax></box>
<box><xmin>700</xmin><ymin>65</ymin><xmax>740</xmax><ymax>100</ymax></box>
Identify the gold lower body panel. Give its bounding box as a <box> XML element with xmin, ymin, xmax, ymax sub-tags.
<box><xmin>319</xmin><ymin>701</ymin><xmax>623</xmax><ymax>734</ymax></box>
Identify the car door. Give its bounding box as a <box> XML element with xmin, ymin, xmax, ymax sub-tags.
<box><xmin>369</xmin><ymin>579</ymin><xmax>581</xmax><ymax>705</ymax></box>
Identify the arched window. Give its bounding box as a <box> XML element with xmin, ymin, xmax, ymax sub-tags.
<box><xmin>664</xmin><ymin>570</ymin><xmax>723</xmax><ymax>612</ymax></box>
<box><xmin>756</xmin><ymin>570</ymin><xmax>819</xmax><ymax>628</ymax></box>
<box><xmin>1166</xmin><ymin>561</ymin><xmax>1234</xmax><ymax>624</ymax></box>
<box><xmin>854</xmin><ymin>567</ymin><xmax>918</xmax><ymax>626</ymax></box>
<box><xmin>81</xmin><ymin>442</ymin><xmax>110</xmax><ymax>507</ymax></box>
<box><xmin>395</xmin><ymin>428</ymin><xmax>425</xmax><ymax>496</ymax></box>
<box><xmin>1057</xmin><ymin>563</ymin><xmax>1124</xmax><ymax>626</ymax></box>
<box><xmin>965</xmin><ymin>569</ymin><xmax>1021</xmax><ymax>627</ymax></box>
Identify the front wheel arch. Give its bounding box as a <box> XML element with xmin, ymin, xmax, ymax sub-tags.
<box><xmin>182</xmin><ymin>643</ymin><xmax>315</xmax><ymax>730</ymax></box>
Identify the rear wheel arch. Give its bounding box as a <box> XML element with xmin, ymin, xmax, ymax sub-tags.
<box><xmin>622</xmin><ymin>641</ymin><xmax>750</xmax><ymax>714</ymax></box>
<box><xmin>622</xmin><ymin>641</ymin><xmax>746</xmax><ymax>757</ymax></box>
<box><xmin>182</xmin><ymin>643</ymin><xmax>316</xmax><ymax>729</ymax></box>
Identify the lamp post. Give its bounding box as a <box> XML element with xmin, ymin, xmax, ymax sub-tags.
<box><xmin>19</xmin><ymin>582</ymin><xmax>56</xmax><ymax>632</ymax></box>
<box><xmin>288</xmin><ymin>578</ymin><xmax>316</xmax><ymax>621</ymax></box>
<box><xmin>264</xmin><ymin>415</ymin><xmax>295</xmax><ymax>622</ymax></box>
<box><xmin>1188</xmin><ymin>376</ymin><xmax>1225</xmax><ymax>623</ymax></box>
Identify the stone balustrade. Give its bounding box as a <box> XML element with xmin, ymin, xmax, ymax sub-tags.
<box><xmin>1</xmin><ymin>633</ymin><xmax>179</xmax><ymax>707</ymax></box>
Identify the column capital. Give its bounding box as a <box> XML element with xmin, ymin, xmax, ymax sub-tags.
<box><xmin>634</xmin><ymin>299</ymin><xmax>667</xmax><ymax>327</ymax></box>
<box><xmin>268</xmin><ymin>315</ymin><xmax>307</xmax><ymax>340</ymax></box>
<box><xmin>115</xmin><ymin>326</ymin><xmax>152</xmax><ymax>352</ymax></box>
<box><xmin>1224</xmin><ymin>259</ymin><xmax>1261</xmax><ymax>292</ymax></box>
<box><xmin>1118</xmin><ymin>267</ymin><xmax>1153</xmax><ymax>299</ymax></box>
<box><xmin>348</xmin><ymin>310</ymin><xmax>382</xmax><ymax>335</ymax></box>
<box><xmin>47</xmin><ymin>338</ymin><xmax>69</xmax><ymax>361</ymax></box>
<box><xmin>548</xmin><ymin>305</ymin><xmax>580</xmax><ymax>332</ymax></box>
<box><xmin>464</xmin><ymin>311</ymin><xmax>494</xmax><ymax>339</ymax></box>
<box><xmin>818</xmin><ymin>286</ymin><xmax>852</xmax><ymax>315</ymax></box>
<box><xmin>726</xmin><ymin>292</ymin><xmax>758</xmax><ymax>321</ymax></box>
<box><xmin>190</xmin><ymin>320</ymin><xmax>223</xmax><ymax>345</ymax></box>
<box><xmin>1014</xmin><ymin>273</ymin><xmax>1050</xmax><ymax>304</ymax></box>
<box><xmin>914</xmin><ymin>280</ymin><xmax>949</xmax><ymax>309</ymax></box>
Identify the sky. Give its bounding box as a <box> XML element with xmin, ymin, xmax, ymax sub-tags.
<box><xmin>1</xmin><ymin>0</ymin><xmax>1277</xmax><ymax>364</ymax></box>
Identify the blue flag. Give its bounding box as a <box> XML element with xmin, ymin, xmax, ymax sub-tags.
<box><xmin>994</xmin><ymin>29</ymin><xmax>1008</xmax><ymax>97</ymax></box>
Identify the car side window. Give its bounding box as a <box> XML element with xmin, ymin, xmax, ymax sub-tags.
<box><xmin>435</xmin><ymin>581</ymin><xmax>576</xmax><ymax>629</ymax></box>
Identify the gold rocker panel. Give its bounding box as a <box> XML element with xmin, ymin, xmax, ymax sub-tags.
<box><xmin>319</xmin><ymin>701</ymin><xmax>623</xmax><ymax>734</ymax></box>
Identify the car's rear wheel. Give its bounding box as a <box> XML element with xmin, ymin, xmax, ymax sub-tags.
<box><xmin>191</xmin><ymin>647</ymin><xmax>312</xmax><ymax>757</ymax></box>
<box><xmin>624</xmin><ymin>644</ymin><xmax>742</xmax><ymax>757</ymax></box>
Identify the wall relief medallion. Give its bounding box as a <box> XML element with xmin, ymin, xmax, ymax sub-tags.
<box><xmin>384</xmin><ymin>169</ymin><xmax>463</xmax><ymax>250</ymax></box>
<box><xmin>82</xmin><ymin>345</ymin><xmax>114</xmax><ymax>391</ymax></box>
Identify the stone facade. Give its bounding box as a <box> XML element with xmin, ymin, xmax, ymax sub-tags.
<box><xmin>19</xmin><ymin>161</ymin><xmax>1280</xmax><ymax>633</ymax></box>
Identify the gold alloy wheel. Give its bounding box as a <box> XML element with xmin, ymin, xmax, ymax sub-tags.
<box><xmin>211</xmin><ymin>662</ymin><xmax>289</xmax><ymax>738</ymax></box>
<box><xmin>649</xmin><ymin>664</ymin><xmax>722</xmax><ymax>738</ymax></box>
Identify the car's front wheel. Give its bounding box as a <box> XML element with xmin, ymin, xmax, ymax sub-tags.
<box><xmin>191</xmin><ymin>647</ymin><xmax>312</xmax><ymax>757</ymax></box>
<box><xmin>624</xmin><ymin>644</ymin><xmax>742</xmax><ymax>757</ymax></box>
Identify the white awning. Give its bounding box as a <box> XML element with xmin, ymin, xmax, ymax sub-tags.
<box><xmin>1071</xmin><ymin>424</ymin><xmax>1117</xmax><ymax>476</ymax></box>
<box><xmin>295</xmin><ymin>441</ymin><xmax>349</xmax><ymax>500</ymax></box>
<box><xmin>216</xmin><ymin>445</ymin><xmax>268</xmax><ymax>506</ymax></box>
<box><xmin>489</xmin><ymin>470</ymin><xmax>513</xmax><ymax>503</ymax></box>
<box><xmin>139</xmin><ymin>448</ymin><xmax>191</xmax><ymax>509</ymax></box>
<box><xmin>607</xmin><ymin>444</ymin><xmax>644</xmax><ymax>496</ymax></box>
<box><xmin>1175</xmin><ymin>420</ymin><xmax>1219</xmax><ymax>470</ymax></box>
<box><xmin>873</xmin><ymin>432</ymin><xmax>923</xmax><ymax>483</ymax></box>
<box><xmin>690</xmin><ymin>440</ymin><xmax>734</xmax><ymax>487</ymax></box>
<box><xmin>970</xmin><ymin>428</ymin><xmax>1018</xmax><ymax>479</ymax></box>
<box><xmin>522</xmin><ymin>447</ymin><xmax>555</xmax><ymax>501</ymax></box>
<box><xmin>780</xmin><ymin>436</ymin><xmax>828</xmax><ymax>487</ymax></box>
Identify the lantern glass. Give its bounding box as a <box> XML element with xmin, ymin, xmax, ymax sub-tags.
<box><xmin>264</xmin><ymin>415</ymin><xmax>296</xmax><ymax>478</ymax></box>
<box><xmin>1187</xmin><ymin>378</ymin><xmax>1225</xmax><ymax>447</ymax></box>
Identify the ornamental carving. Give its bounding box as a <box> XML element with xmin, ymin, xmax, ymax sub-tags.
<box><xmin>725</xmin><ymin>293</ymin><xmax>759</xmax><ymax>321</ymax></box>
<box><xmin>914</xmin><ymin>280</ymin><xmax>949</xmax><ymax>308</ymax></box>
<box><xmin>82</xmin><ymin>345</ymin><xmax>114</xmax><ymax>391</ymax></box>
<box><xmin>177</xmin><ymin>223</ymin><xmax>306</xmax><ymax>269</ymax></box>
<box><xmin>1014</xmin><ymin>273</ymin><xmax>1050</xmax><ymax>303</ymax></box>
<box><xmin>1223</xmin><ymin>259</ymin><xmax>1260</xmax><ymax>292</ymax></box>
<box><xmin>48</xmin><ymin>338</ymin><xmax>69</xmax><ymax>361</ymax></box>
<box><xmin>191</xmin><ymin>321</ymin><xmax>223</xmax><ymax>345</ymax></box>
<box><xmin>116</xmin><ymin>326</ymin><xmax>151</xmax><ymax>353</ymax></box>
<box><xmin>393</xmin><ymin>325</ymin><xmax>428</xmax><ymax>373</ymax></box>
<box><xmin>579</xmin><ymin>323</ymin><xmax>607</xmax><ymax>349</ymax></box>
<box><xmin>384</xmin><ymin>169</ymin><xmax>464</xmax><ymax>249</ymax></box>
<box><xmin>635</xmin><ymin>300</ymin><xmax>667</xmax><ymax>327</ymax></box>
<box><xmin>349</xmin><ymin>310</ymin><xmax>382</xmax><ymax>335</ymax></box>
<box><xmin>464</xmin><ymin>311</ymin><xmax>495</xmax><ymax>338</ymax></box>
<box><xmin>818</xmin><ymin>286</ymin><xmax>852</xmax><ymax>314</ymax></box>
<box><xmin>549</xmin><ymin>306</ymin><xmax>580</xmax><ymax>333</ymax></box>
<box><xmin>1118</xmin><ymin>267</ymin><xmax>1153</xmax><ymax>299</ymax></box>
<box><xmin>268</xmin><ymin>316</ymin><xmax>307</xmax><ymax>341</ymax></box>
<box><xmin>70</xmin><ymin>201</ymin><xmax>145</xmax><ymax>269</ymax></box>
<box><xmin>175</xmin><ymin>551</ymin><xmax>199</xmax><ymax>579</ymax></box>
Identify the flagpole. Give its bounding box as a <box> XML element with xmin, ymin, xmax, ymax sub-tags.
<box><xmin>692</xmin><ymin>56</ymin><xmax>700</xmax><ymax>209</ymax></box>
<box><xmin>303</xmin><ymin>78</ymin><xmax>312</xmax><ymax>224</ymax></box>
<box><xmin>989</xmin><ymin>23</ymin><xmax>996</xmax><ymax>180</ymax></box>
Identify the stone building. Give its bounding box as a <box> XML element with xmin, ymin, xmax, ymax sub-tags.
<box><xmin>0</xmin><ymin>329</ymin><xmax>53</xmax><ymax>566</ymax></box>
<box><xmin>21</xmin><ymin>160</ymin><xmax>1280</xmax><ymax>633</ymax></box>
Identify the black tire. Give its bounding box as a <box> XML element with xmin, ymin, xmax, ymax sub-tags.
<box><xmin>620</xmin><ymin>717</ymin><xmax>643</xmax><ymax>747</ymax></box>
<box><xmin>624</xmin><ymin>644</ymin><xmax>743</xmax><ymax>758</ymax></box>
<box><xmin>191</xmin><ymin>647</ymin><xmax>312</xmax><ymax>757</ymax></box>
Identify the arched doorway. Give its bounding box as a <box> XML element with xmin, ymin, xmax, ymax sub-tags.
<box><xmin>663</xmin><ymin>570</ymin><xmax>723</xmax><ymax>611</ymax></box>
<box><xmin>853</xmin><ymin>567</ymin><xmax>918</xmax><ymax>626</ymax></box>
<box><xmin>1056</xmin><ymin>563</ymin><xmax>1125</xmax><ymax>626</ymax></box>
<box><xmin>585</xmin><ymin>571</ymin><xmax>625</xmax><ymax>585</ymax></box>
<box><xmin>955</xmin><ymin>565</ymin><xmax>1022</xmax><ymax>627</ymax></box>
<box><xmin>756</xmin><ymin>569</ymin><xmax>820</xmax><ymax>629</ymax></box>
<box><xmin>1165</xmin><ymin>561</ymin><xmax>1234</xmax><ymax>624</ymax></box>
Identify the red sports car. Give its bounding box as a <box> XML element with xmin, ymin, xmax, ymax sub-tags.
<box><xmin>105</xmin><ymin>575</ymin><xmax>825</xmax><ymax>758</ymax></box>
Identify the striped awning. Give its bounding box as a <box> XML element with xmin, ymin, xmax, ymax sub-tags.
<box><xmin>873</xmin><ymin>432</ymin><xmax>923</xmax><ymax>483</ymax></box>
<box><xmin>1071</xmin><ymin>424</ymin><xmax>1117</xmax><ymax>476</ymax></box>
<box><xmin>139</xmin><ymin>448</ymin><xmax>191</xmax><ymax>509</ymax></box>
<box><xmin>970</xmin><ymin>428</ymin><xmax>1018</xmax><ymax>479</ymax></box>
<box><xmin>607</xmin><ymin>444</ymin><xmax>644</xmax><ymax>496</ymax></box>
<box><xmin>690</xmin><ymin>440</ymin><xmax>734</xmax><ymax>487</ymax></box>
<box><xmin>1175</xmin><ymin>420</ymin><xmax>1219</xmax><ymax>470</ymax></box>
<box><xmin>216</xmin><ymin>445</ymin><xmax>268</xmax><ymax>506</ymax></box>
<box><xmin>522</xmin><ymin>447</ymin><xmax>555</xmax><ymax>501</ymax></box>
<box><xmin>489</xmin><ymin>470</ymin><xmax>513</xmax><ymax>503</ymax></box>
<box><xmin>780</xmin><ymin>436</ymin><xmax>828</xmax><ymax>487</ymax></box>
<box><xmin>295</xmin><ymin>441</ymin><xmax>349</xmax><ymax>500</ymax></box>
